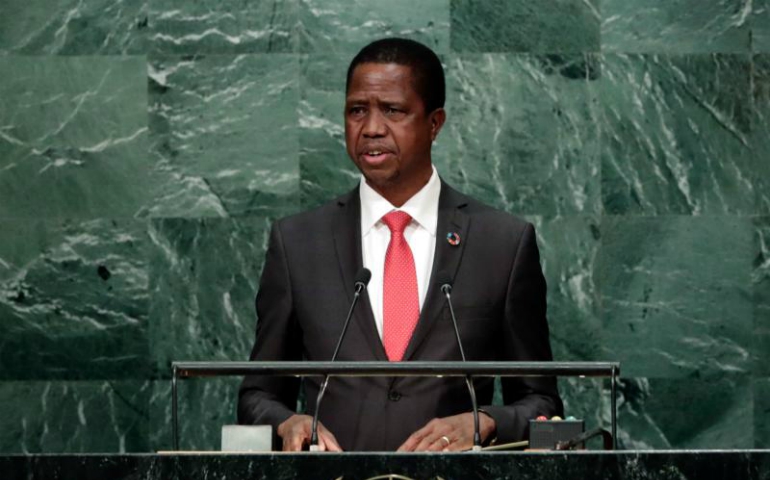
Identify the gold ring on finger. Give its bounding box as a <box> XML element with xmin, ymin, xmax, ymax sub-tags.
<box><xmin>440</xmin><ymin>435</ymin><xmax>451</xmax><ymax>446</ymax></box>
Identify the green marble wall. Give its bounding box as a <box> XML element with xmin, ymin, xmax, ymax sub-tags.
<box><xmin>0</xmin><ymin>0</ymin><xmax>767</xmax><ymax>452</ymax></box>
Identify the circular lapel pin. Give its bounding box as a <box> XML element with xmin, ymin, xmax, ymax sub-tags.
<box><xmin>446</xmin><ymin>232</ymin><xmax>461</xmax><ymax>246</ymax></box>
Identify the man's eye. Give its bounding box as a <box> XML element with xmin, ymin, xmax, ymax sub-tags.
<box><xmin>349</xmin><ymin>106</ymin><xmax>366</xmax><ymax>115</ymax></box>
<box><xmin>385</xmin><ymin>107</ymin><xmax>401</xmax><ymax>115</ymax></box>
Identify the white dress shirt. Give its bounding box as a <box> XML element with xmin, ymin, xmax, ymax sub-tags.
<box><xmin>360</xmin><ymin>167</ymin><xmax>441</xmax><ymax>339</ymax></box>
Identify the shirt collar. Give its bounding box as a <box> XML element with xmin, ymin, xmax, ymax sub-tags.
<box><xmin>360</xmin><ymin>166</ymin><xmax>441</xmax><ymax>236</ymax></box>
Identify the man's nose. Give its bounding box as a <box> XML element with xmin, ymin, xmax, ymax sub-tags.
<box><xmin>362</xmin><ymin>111</ymin><xmax>387</xmax><ymax>137</ymax></box>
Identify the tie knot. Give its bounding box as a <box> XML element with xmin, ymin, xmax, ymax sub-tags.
<box><xmin>382</xmin><ymin>211</ymin><xmax>412</xmax><ymax>235</ymax></box>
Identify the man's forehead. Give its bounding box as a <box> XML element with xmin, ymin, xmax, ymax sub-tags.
<box><xmin>352</xmin><ymin>61</ymin><xmax>413</xmax><ymax>74</ymax></box>
<box><xmin>347</xmin><ymin>63</ymin><xmax>418</xmax><ymax>97</ymax></box>
<box><xmin>348</xmin><ymin>63</ymin><xmax>414</xmax><ymax>86</ymax></box>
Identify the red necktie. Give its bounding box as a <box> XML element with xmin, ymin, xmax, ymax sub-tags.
<box><xmin>382</xmin><ymin>211</ymin><xmax>420</xmax><ymax>362</ymax></box>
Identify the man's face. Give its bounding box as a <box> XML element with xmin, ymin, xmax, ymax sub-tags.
<box><xmin>345</xmin><ymin>62</ymin><xmax>445</xmax><ymax>204</ymax></box>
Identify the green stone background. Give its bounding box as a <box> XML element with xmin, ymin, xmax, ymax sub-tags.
<box><xmin>0</xmin><ymin>0</ymin><xmax>767</xmax><ymax>452</ymax></box>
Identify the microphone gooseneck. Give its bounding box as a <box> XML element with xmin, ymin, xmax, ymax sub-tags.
<box><xmin>310</xmin><ymin>268</ymin><xmax>371</xmax><ymax>451</ymax></box>
<box><xmin>436</xmin><ymin>271</ymin><xmax>482</xmax><ymax>451</ymax></box>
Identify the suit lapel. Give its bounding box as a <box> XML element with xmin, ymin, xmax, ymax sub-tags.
<box><xmin>401</xmin><ymin>182</ymin><xmax>470</xmax><ymax>362</ymax></box>
<box><xmin>333</xmin><ymin>188</ymin><xmax>389</xmax><ymax>361</ymax></box>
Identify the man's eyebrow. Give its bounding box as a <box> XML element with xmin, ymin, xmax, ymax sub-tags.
<box><xmin>345</xmin><ymin>97</ymin><xmax>408</xmax><ymax>107</ymax></box>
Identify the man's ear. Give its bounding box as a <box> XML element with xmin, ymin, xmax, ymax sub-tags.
<box><xmin>429</xmin><ymin>108</ymin><xmax>446</xmax><ymax>141</ymax></box>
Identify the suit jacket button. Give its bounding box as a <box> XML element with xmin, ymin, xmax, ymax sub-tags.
<box><xmin>388</xmin><ymin>390</ymin><xmax>402</xmax><ymax>401</ymax></box>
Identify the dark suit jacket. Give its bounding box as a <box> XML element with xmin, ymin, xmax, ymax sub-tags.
<box><xmin>238</xmin><ymin>181</ymin><xmax>563</xmax><ymax>451</ymax></box>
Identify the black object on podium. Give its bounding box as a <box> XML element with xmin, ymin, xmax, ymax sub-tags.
<box><xmin>529</xmin><ymin>419</ymin><xmax>585</xmax><ymax>449</ymax></box>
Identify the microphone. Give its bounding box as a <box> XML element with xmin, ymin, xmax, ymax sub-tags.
<box><xmin>436</xmin><ymin>271</ymin><xmax>482</xmax><ymax>451</ymax></box>
<box><xmin>310</xmin><ymin>268</ymin><xmax>371</xmax><ymax>451</ymax></box>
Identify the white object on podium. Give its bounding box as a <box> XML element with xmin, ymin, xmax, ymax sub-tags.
<box><xmin>221</xmin><ymin>425</ymin><xmax>272</xmax><ymax>452</ymax></box>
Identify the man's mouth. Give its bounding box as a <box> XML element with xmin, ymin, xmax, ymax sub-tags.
<box><xmin>361</xmin><ymin>149</ymin><xmax>392</xmax><ymax>165</ymax></box>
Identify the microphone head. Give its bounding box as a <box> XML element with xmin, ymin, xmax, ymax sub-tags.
<box><xmin>354</xmin><ymin>268</ymin><xmax>372</xmax><ymax>288</ymax></box>
<box><xmin>435</xmin><ymin>271</ymin><xmax>453</xmax><ymax>293</ymax></box>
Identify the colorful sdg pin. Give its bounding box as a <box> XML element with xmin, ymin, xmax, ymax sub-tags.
<box><xmin>446</xmin><ymin>232</ymin><xmax>461</xmax><ymax>246</ymax></box>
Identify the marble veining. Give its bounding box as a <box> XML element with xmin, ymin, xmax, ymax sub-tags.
<box><xmin>0</xmin><ymin>219</ymin><xmax>149</xmax><ymax>380</ymax></box>
<box><xmin>0</xmin><ymin>0</ymin><xmax>148</xmax><ymax>55</ymax></box>
<box><xmin>147</xmin><ymin>217</ymin><xmax>269</xmax><ymax>378</ymax></box>
<box><xmin>599</xmin><ymin>54</ymin><xmax>756</xmax><ymax>214</ymax></box>
<box><xmin>149</xmin><ymin>0</ymin><xmax>296</xmax><ymax>54</ymax></box>
<box><xmin>450</xmin><ymin>0</ymin><xmax>600</xmax><ymax>53</ymax></box>
<box><xmin>298</xmin><ymin>0</ymin><xmax>450</xmax><ymax>54</ymax></box>
<box><xmin>0</xmin><ymin>381</ymin><xmax>149</xmax><ymax>453</ymax></box>
<box><xmin>754</xmin><ymin>217</ymin><xmax>770</xmax><ymax>377</ymax></box>
<box><xmin>0</xmin><ymin>56</ymin><xmax>150</xmax><ymax>219</ymax></box>
<box><xmin>149</xmin><ymin>378</ymin><xmax>240</xmax><ymax>451</ymax></box>
<box><xmin>145</xmin><ymin>54</ymin><xmax>300</xmax><ymax>218</ymax></box>
<box><xmin>602</xmin><ymin>0</ymin><xmax>753</xmax><ymax>53</ymax></box>
<box><xmin>752</xmin><ymin>54</ymin><xmax>770</xmax><ymax>214</ymax></box>
<box><xmin>441</xmin><ymin>54</ymin><xmax>601</xmax><ymax>216</ymax></box>
<box><xmin>598</xmin><ymin>215</ymin><xmax>752</xmax><ymax>378</ymax></box>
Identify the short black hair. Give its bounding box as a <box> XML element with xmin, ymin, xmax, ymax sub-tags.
<box><xmin>346</xmin><ymin>38</ymin><xmax>445</xmax><ymax>113</ymax></box>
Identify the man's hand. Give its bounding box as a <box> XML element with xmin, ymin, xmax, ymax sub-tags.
<box><xmin>396</xmin><ymin>412</ymin><xmax>496</xmax><ymax>452</ymax></box>
<box><xmin>276</xmin><ymin>414</ymin><xmax>343</xmax><ymax>452</ymax></box>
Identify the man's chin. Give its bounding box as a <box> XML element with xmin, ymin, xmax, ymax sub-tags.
<box><xmin>361</xmin><ymin>170</ymin><xmax>398</xmax><ymax>190</ymax></box>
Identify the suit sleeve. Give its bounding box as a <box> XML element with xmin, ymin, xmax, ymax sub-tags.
<box><xmin>237</xmin><ymin>220</ymin><xmax>302</xmax><ymax>435</ymax></box>
<box><xmin>480</xmin><ymin>222</ymin><xmax>564</xmax><ymax>444</ymax></box>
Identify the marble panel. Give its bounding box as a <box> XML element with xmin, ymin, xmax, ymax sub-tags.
<box><xmin>536</xmin><ymin>216</ymin><xmax>603</xmax><ymax>362</ymax></box>
<box><xmin>146</xmin><ymin>54</ymin><xmax>299</xmax><ymax>218</ymax></box>
<box><xmin>757</xmin><ymin>378</ymin><xmax>770</xmax><ymax>448</ymax></box>
<box><xmin>149</xmin><ymin>378</ymin><xmax>240</xmax><ymax>452</ymax></box>
<box><xmin>599</xmin><ymin>54</ymin><xmax>756</xmax><ymax>215</ymax></box>
<box><xmin>753</xmin><ymin>0</ymin><xmax>770</xmax><ymax>52</ymax></box>
<box><xmin>601</xmin><ymin>0</ymin><xmax>752</xmax><ymax>53</ymax></box>
<box><xmin>299</xmin><ymin>54</ymin><xmax>359</xmax><ymax>209</ymax></box>
<box><xmin>0</xmin><ymin>381</ymin><xmax>149</xmax><ymax>453</ymax></box>
<box><xmin>598</xmin><ymin>215</ymin><xmax>753</xmax><ymax>379</ymax></box>
<box><xmin>450</xmin><ymin>0</ymin><xmax>600</xmax><ymax>53</ymax></box>
<box><xmin>0</xmin><ymin>0</ymin><xmax>147</xmax><ymax>55</ymax></box>
<box><xmin>754</xmin><ymin>54</ymin><xmax>770</xmax><ymax>214</ymax></box>
<box><xmin>0</xmin><ymin>219</ymin><xmax>149</xmax><ymax>380</ymax></box>
<box><xmin>616</xmin><ymin>376</ymin><xmax>753</xmax><ymax>449</ymax></box>
<box><xmin>755</xmin><ymin>217</ymin><xmax>770</xmax><ymax>376</ymax></box>
<box><xmin>148</xmin><ymin>217</ymin><xmax>270</xmax><ymax>378</ymax></box>
<box><xmin>556</xmin><ymin>375</ymin><xmax>754</xmax><ymax>450</ymax></box>
<box><xmin>441</xmin><ymin>54</ymin><xmax>600</xmax><ymax>215</ymax></box>
<box><xmin>149</xmin><ymin>0</ymin><xmax>297</xmax><ymax>54</ymax></box>
<box><xmin>298</xmin><ymin>0</ymin><xmax>450</xmax><ymax>54</ymax></box>
<box><xmin>557</xmin><ymin>377</ymin><xmax>609</xmax><ymax>436</ymax></box>
<box><xmin>0</xmin><ymin>56</ymin><xmax>150</xmax><ymax>219</ymax></box>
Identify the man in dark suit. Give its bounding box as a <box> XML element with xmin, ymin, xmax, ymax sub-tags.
<box><xmin>238</xmin><ymin>38</ymin><xmax>562</xmax><ymax>452</ymax></box>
